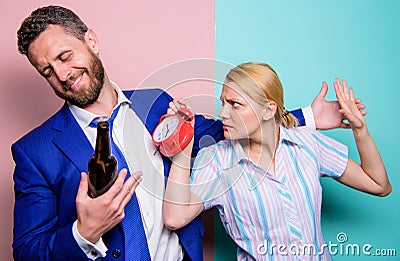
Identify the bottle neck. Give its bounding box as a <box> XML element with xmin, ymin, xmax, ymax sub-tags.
<box><xmin>95</xmin><ymin>122</ymin><xmax>112</xmax><ymax>158</ymax></box>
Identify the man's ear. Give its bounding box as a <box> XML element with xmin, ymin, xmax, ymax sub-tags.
<box><xmin>262</xmin><ymin>101</ymin><xmax>277</xmax><ymax>121</ymax></box>
<box><xmin>85</xmin><ymin>29</ymin><xmax>99</xmax><ymax>54</ymax></box>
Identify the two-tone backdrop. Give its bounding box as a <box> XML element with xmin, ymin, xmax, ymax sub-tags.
<box><xmin>1</xmin><ymin>1</ymin><xmax>398</xmax><ymax>260</ymax></box>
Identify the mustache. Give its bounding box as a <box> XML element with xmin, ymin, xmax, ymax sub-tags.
<box><xmin>62</xmin><ymin>69</ymin><xmax>87</xmax><ymax>91</ymax></box>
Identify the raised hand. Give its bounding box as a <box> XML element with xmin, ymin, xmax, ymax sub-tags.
<box><xmin>333</xmin><ymin>78</ymin><xmax>366</xmax><ymax>131</ymax></box>
<box><xmin>311</xmin><ymin>81</ymin><xmax>366</xmax><ymax>130</ymax></box>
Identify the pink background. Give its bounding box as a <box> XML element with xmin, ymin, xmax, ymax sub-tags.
<box><xmin>0</xmin><ymin>1</ymin><xmax>215</xmax><ymax>259</ymax></box>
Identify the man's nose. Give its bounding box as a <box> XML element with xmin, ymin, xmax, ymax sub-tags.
<box><xmin>53</xmin><ymin>64</ymin><xmax>72</xmax><ymax>82</ymax></box>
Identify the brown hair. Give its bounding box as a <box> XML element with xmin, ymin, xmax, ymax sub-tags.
<box><xmin>17</xmin><ymin>5</ymin><xmax>88</xmax><ymax>55</ymax></box>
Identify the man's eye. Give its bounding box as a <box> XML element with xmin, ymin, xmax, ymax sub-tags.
<box><xmin>60</xmin><ymin>53</ymin><xmax>71</xmax><ymax>61</ymax></box>
<box><xmin>43</xmin><ymin>70</ymin><xmax>53</xmax><ymax>78</ymax></box>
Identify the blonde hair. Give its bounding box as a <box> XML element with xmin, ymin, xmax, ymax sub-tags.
<box><xmin>226</xmin><ymin>62</ymin><xmax>298</xmax><ymax>128</ymax></box>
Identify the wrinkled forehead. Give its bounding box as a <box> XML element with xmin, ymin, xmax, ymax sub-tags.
<box><xmin>221</xmin><ymin>80</ymin><xmax>268</xmax><ymax>109</ymax></box>
<box><xmin>222</xmin><ymin>73</ymin><xmax>269</xmax><ymax>106</ymax></box>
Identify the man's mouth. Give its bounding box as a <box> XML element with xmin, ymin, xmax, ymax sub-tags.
<box><xmin>69</xmin><ymin>73</ymin><xmax>84</xmax><ymax>90</ymax></box>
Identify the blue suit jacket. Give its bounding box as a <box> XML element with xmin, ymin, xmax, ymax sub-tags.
<box><xmin>12</xmin><ymin>88</ymin><xmax>304</xmax><ymax>260</ymax></box>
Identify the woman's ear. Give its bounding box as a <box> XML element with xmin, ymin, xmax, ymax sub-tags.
<box><xmin>262</xmin><ymin>101</ymin><xmax>277</xmax><ymax>121</ymax></box>
<box><xmin>85</xmin><ymin>29</ymin><xmax>99</xmax><ymax>54</ymax></box>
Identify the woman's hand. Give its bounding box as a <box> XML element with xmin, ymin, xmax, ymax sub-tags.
<box><xmin>168</xmin><ymin>98</ymin><xmax>195</xmax><ymax>127</ymax></box>
<box><xmin>333</xmin><ymin>78</ymin><xmax>366</xmax><ymax>132</ymax></box>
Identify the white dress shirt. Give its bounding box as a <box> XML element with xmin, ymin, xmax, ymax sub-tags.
<box><xmin>69</xmin><ymin>83</ymin><xmax>182</xmax><ymax>260</ymax></box>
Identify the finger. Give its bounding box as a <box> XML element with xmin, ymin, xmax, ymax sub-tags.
<box><xmin>360</xmin><ymin>110</ymin><xmax>367</xmax><ymax>116</ymax></box>
<box><xmin>168</xmin><ymin>101</ymin><xmax>179</xmax><ymax>113</ymax></box>
<box><xmin>77</xmin><ymin>172</ymin><xmax>89</xmax><ymax>199</ymax></box>
<box><xmin>354</xmin><ymin>98</ymin><xmax>362</xmax><ymax>104</ymax></box>
<box><xmin>342</xmin><ymin>79</ymin><xmax>349</xmax><ymax>100</ymax></box>
<box><xmin>356</xmin><ymin>103</ymin><xmax>366</xmax><ymax>110</ymax></box>
<box><xmin>349</xmin><ymin>87</ymin><xmax>355</xmax><ymax>102</ymax></box>
<box><xmin>339</xmin><ymin>122</ymin><xmax>352</xmax><ymax>129</ymax></box>
<box><xmin>316</xmin><ymin>82</ymin><xmax>328</xmax><ymax>100</ymax></box>
<box><xmin>118</xmin><ymin>171</ymin><xmax>143</xmax><ymax>208</ymax></box>
<box><xmin>179</xmin><ymin>100</ymin><xmax>195</xmax><ymax>112</ymax></box>
<box><xmin>334</xmin><ymin>80</ymin><xmax>346</xmax><ymax>107</ymax></box>
<box><xmin>102</xmin><ymin>169</ymin><xmax>128</xmax><ymax>200</ymax></box>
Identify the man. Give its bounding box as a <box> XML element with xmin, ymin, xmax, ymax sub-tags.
<box><xmin>12</xmin><ymin>5</ymin><xmax>362</xmax><ymax>261</ymax></box>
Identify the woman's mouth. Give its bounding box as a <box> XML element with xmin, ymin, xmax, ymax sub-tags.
<box><xmin>222</xmin><ymin>124</ymin><xmax>232</xmax><ymax>131</ymax></box>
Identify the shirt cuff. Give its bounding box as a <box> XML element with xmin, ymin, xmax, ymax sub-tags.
<box><xmin>302</xmin><ymin>106</ymin><xmax>316</xmax><ymax>130</ymax></box>
<box><xmin>72</xmin><ymin>220</ymin><xmax>107</xmax><ymax>260</ymax></box>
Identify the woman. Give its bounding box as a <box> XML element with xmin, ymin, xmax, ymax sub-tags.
<box><xmin>163</xmin><ymin>62</ymin><xmax>391</xmax><ymax>260</ymax></box>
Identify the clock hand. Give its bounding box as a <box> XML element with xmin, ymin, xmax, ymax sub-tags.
<box><xmin>165</xmin><ymin>124</ymin><xmax>170</xmax><ymax>137</ymax></box>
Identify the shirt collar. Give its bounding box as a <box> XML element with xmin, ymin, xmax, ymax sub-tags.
<box><xmin>227</xmin><ymin>125</ymin><xmax>304</xmax><ymax>169</ymax></box>
<box><xmin>68</xmin><ymin>81</ymin><xmax>131</xmax><ymax>128</ymax></box>
<box><xmin>279</xmin><ymin>125</ymin><xmax>305</xmax><ymax>147</ymax></box>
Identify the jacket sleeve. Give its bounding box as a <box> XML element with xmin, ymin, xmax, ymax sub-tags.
<box><xmin>12</xmin><ymin>143</ymin><xmax>88</xmax><ymax>261</ymax></box>
<box><xmin>290</xmin><ymin>108</ymin><xmax>306</xmax><ymax>126</ymax></box>
<box><xmin>192</xmin><ymin>115</ymin><xmax>224</xmax><ymax>157</ymax></box>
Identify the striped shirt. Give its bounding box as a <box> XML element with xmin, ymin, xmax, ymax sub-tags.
<box><xmin>190</xmin><ymin>126</ymin><xmax>348</xmax><ymax>260</ymax></box>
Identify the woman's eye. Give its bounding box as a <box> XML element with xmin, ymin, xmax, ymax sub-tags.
<box><xmin>231</xmin><ymin>101</ymin><xmax>240</xmax><ymax>108</ymax></box>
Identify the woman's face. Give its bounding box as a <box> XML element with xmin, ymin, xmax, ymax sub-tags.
<box><xmin>218</xmin><ymin>80</ymin><xmax>270</xmax><ymax>140</ymax></box>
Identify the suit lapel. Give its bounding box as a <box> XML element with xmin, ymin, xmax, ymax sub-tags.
<box><xmin>52</xmin><ymin>104</ymin><xmax>94</xmax><ymax>174</ymax></box>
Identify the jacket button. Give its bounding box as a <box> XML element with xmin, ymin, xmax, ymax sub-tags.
<box><xmin>112</xmin><ymin>249</ymin><xmax>121</xmax><ymax>258</ymax></box>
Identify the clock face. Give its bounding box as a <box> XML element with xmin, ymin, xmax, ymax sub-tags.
<box><xmin>153</xmin><ymin>115</ymin><xmax>179</xmax><ymax>142</ymax></box>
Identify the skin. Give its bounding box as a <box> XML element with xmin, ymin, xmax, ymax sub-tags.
<box><xmin>27</xmin><ymin>24</ymin><xmax>142</xmax><ymax>243</ymax></box>
<box><xmin>24</xmin><ymin>24</ymin><xmax>373</xmax><ymax>245</ymax></box>
<box><xmin>163</xmin><ymin>78</ymin><xmax>391</xmax><ymax>231</ymax></box>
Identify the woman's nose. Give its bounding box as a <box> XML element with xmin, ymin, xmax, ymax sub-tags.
<box><xmin>218</xmin><ymin>104</ymin><xmax>230</xmax><ymax>119</ymax></box>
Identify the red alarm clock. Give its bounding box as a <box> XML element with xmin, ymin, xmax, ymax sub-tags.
<box><xmin>152</xmin><ymin>108</ymin><xmax>194</xmax><ymax>157</ymax></box>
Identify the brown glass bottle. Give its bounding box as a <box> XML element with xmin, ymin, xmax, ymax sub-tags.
<box><xmin>88</xmin><ymin>121</ymin><xmax>118</xmax><ymax>198</ymax></box>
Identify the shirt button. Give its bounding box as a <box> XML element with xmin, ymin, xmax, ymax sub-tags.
<box><xmin>112</xmin><ymin>249</ymin><xmax>121</xmax><ymax>258</ymax></box>
<box><xmin>90</xmin><ymin>250</ymin><xmax>98</xmax><ymax>257</ymax></box>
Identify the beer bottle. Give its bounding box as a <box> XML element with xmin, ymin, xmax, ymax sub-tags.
<box><xmin>88</xmin><ymin>121</ymin><xmax>118</xmax><ymax>198</ymax></box>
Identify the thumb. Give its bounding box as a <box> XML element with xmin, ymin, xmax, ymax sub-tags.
<box><xmin>77</xmin><ymin>172</ymin><xmax>89</xmax><ymax>198</ymax></box>
<box><xmin>316</xmin><ymin>82</ymin><xmax>328</xmax><ymax>100</ymax></box>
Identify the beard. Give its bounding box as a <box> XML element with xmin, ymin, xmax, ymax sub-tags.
<box><xmin>54</xmin><ymin>48</ymin><xmax>105</xmax><ymax>107</ymax></box>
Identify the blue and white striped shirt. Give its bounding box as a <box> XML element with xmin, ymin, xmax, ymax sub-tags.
<box><xmin>190</xmin><ymin>126</ymin><xmax>348</xmax><ymax>260</ymax></box>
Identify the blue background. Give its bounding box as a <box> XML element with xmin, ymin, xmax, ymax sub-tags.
<box><xmin>214</xmin><ymin>0</ymin><xmax>400</xmax><ymax>260</ymax></box>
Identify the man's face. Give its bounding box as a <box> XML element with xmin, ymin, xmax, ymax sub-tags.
<box><xmin>27</xmin><ymin>25</ymin><xmax>104</xmax><ymax>107</ymax></box>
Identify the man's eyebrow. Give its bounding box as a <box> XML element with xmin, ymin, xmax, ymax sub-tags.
<box><xmin>38</xmin><ymin>50</ymin><xmax>72</xmax><ymax>75</ymax></box>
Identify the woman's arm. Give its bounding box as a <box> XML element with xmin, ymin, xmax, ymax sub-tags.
<box><xmin>163</xmin><ymin>100</ymin><xmax>205</xmax><ymax>230</ymax></box>
<box><xmin>334</xmin><ymin>79</ymin><xmax>391</xmax><ymax>196</ymax></box>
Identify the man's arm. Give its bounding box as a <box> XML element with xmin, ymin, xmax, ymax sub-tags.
<box><xmin>311</xmin><ymin>81</ymin><xmax>366</xmax><ymax>130</ymax></box>
<box><xmin>12</xmin><ymin>143</ymin><xmax>89</xmax><ymax>261</ymax></box>
<box><xmin>12</xmin><ymin>142</ymin><xmax>142</xmax><ymax>261</ymax></box>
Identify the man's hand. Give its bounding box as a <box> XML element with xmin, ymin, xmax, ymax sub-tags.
<box><xmin>75</xmin><ymin>169</ymin><xmax>142</xmax><ymax>243</ymax></box>
<box><xmin>311</xmin><ymin>81</ymin><xmax>366</xmax><ymax>130</ymax></box>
